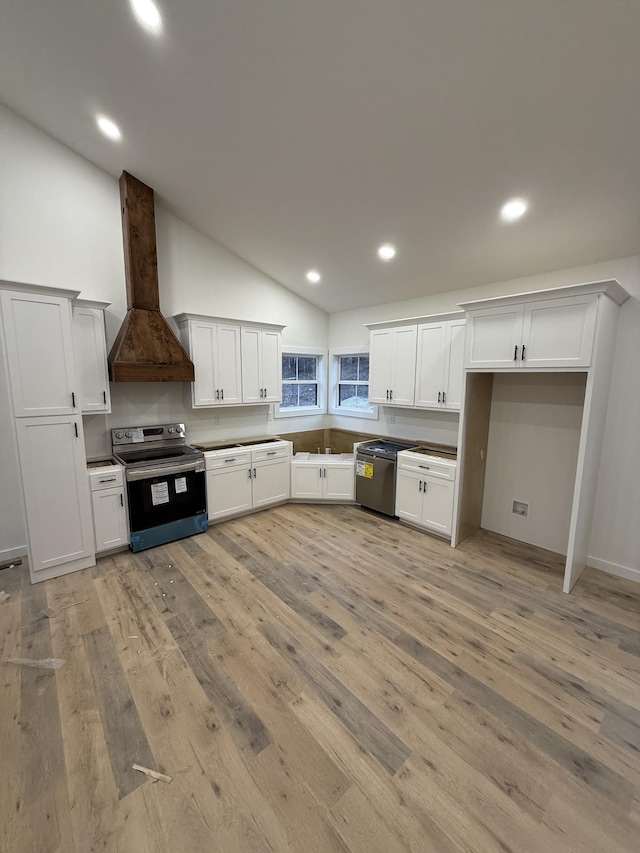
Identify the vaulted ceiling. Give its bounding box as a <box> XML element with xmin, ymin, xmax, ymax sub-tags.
<box><xmin>1</xmin><ymin>1</ymin><xmax>639</xmax><ymax>312</ymax></box>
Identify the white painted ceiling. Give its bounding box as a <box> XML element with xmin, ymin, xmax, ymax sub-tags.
<box><xmin>1</xmin><ymin>0</ymin><xmax>639</xmax><ymax>313</ymax></box>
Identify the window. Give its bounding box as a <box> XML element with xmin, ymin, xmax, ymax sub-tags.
<box><xmin>276</xmin><ymin>348</ymin><xmax>327</xmax><ymax>417</ymax></box>
<box><xmin>281</xmin><ymin>354</ymin><xmax>318</xmax><ymax>408</ymax></box>
<box><xmin>338</xmin><ymin>355</ymin><xmax>370</xmax><ymax>409</ymax></box>
<box><xmin>329</xmin><ymin>348</ymin><xmax>378</xmax><ymax>419</ymax></box>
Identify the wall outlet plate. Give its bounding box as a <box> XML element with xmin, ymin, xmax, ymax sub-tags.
<box><xmin>386</xmin><ymin>413</ymin><xmax>395</xmax><ymax>424</ymax></box>
<box><xmin>512</xmin><ymin>500</ymin><xmax>529</xmax><ymax>518</ymax></box>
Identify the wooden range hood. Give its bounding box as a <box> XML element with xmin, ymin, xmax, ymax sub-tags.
<box><xmin>108</xmin><ymin>171</ymin><xmax>195</xmax><ymax>382</ymax></box>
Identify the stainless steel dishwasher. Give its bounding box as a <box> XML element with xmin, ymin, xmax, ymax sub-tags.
<box><xmin>355</xmin><ymin>439</ymin><xmax>417</xmax><ymax>516</ymax></box>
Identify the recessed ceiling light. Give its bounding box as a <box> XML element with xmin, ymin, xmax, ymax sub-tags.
<box><xmin>130</xmin><ymin>0</ymin><xmax>163</xmax><ymax>35</ymax></box>
<box><xmin>500</xmin><ymin>197</ymin><xmax>528</xmax><ymax>222</ymax></box>
<box><xmin>378</xmin><ymin>243</ymin><xmax>396</xmax><ymax>261</ymax></box>
<box><xmin>96</xmin><ymin>115</ymin><xmax>122</xmax><ymax>141</ymax></box>
<box><xmin>306</xmin><ymin>269</ymin><xmax>321</xmax><ymax>284</ymax></box>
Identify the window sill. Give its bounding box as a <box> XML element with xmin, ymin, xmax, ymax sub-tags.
<box><xmin>274</xmin><ymin>405</ymin><xmax>326</xmax><ymax>419</ymax></box>
<box><xmin>328</xmin><ymin>405</ymin><xmax>378</xmax><ymax>420</ymax></box>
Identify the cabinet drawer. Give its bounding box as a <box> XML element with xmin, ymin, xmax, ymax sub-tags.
<box><xmin>205</xmin><ymin>449</ymin><xmax>251</xmax><ymax>470</ymax></box>
<box><xmin>89</xmin><ymin>465</ymin><xmax>124</xmax><ymax>491</ymax></box>
<box><xmin>251</xmin><ymin>442</ymin><xmax>290</xmax><ymax>462</ymax></box>
<box><xmin>397</xmin><ymin>452</ymin><xmax>456</xmax><ymax>480</ymax></box>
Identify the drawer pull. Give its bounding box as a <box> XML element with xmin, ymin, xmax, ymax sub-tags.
<box><xmin>99</xmin><ymin>477</ymin><xmax>117</xmax><ymax>483</ymax></box>
<box><xmin>224</xmin><ymin>457</ymin><xmax>237</xmax><ymax>463</ymax></box>
<box><xmin>267</xmin><ymin>451</ymin><xmax>277</xmax><ymax>456</ymax></box>
<box><xmin>418</xmin><ymin>465</ymin><xmax>430</xmax><ymax>470</ymax></box>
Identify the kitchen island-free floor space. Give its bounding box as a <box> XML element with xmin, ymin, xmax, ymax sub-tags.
<box><xmin>2</xmin><ymin>505</ymin><xmax>640</xmax><ymax>852</ymax></box>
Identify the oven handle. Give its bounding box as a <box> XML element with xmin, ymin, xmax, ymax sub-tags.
<box><xmin>126</xmin><ymin>460</ymin><xmax>205</xmax><ymax>481</ymax></box>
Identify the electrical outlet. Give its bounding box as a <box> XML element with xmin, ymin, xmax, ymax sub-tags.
<box><xmin>386</xmin><ymin>413</ymin><xmax>395</xmax><ymax>424</ymax></box>
<box><xmin>267</xmin><ymin>405</ymin><xmax>273</xmax><ymax>421</ymax></box>
<box><xmin>512</xmin><ymin>500</ymin><xmax>529</xmax><ymax>518</ymax></box>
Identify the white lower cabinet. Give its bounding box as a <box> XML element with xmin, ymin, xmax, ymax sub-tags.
<box><xmin>205</xmin><ymin>441</ymin><xmax>291</xmax><ymax>521</ymax></box>
<box><xmin>395</xmin><ymin>451</ymin><xmax>456</xmax><ymax>537</ymax></box>
<box><xmin>16</xmin><ymin>416</ymin><xmax>95</xmax><ymax>579</ymax></box>
<box><xmin>291</xmin><ymin>456</ymin><xmax>355</xmax><ymax>501</ymax></box>
<box><xmin>89</xmin><ymin>464</ymin><xmax>128</xmax><ymax>552</ymax></box>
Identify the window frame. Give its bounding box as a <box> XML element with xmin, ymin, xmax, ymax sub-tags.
<box><xmin>275</xmin><ymin>346</ymin><xmax>327</xmax><ymax>418</ymax></box>
<box><xmin>329</xmin><ymin>346</ymin><xmax>378</xmax><ymax>420</ymax></box>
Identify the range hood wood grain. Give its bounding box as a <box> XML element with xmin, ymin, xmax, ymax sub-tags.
<box><xmin>108</xmin><ymin>171</ymin><xmax>195</xmax><ymax>383</ymax></box>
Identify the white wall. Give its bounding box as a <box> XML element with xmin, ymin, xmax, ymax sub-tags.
<box><xmin>0</xmin><ymin>104</ymin><xmax>328</xmax><ymax>557</ymax></box>
<box><xmin>329</xmin><ymin>255</ymin><xmax>640</xmax><ymax>576</ymax></box>
<box><xmin>481</xmin><ymin>373</ymin><xmax>586</xmax><ymax>555</ymax></box>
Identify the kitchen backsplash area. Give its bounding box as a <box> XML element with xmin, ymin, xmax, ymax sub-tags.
<box><xmin>82</xmin><ymin>382</ymin><xmax>460</xmax><ymax>460</ymax></box>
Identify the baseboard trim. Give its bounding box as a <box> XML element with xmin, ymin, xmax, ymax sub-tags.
<box><xmin>0</xmin><ymin>546</ymin><xmax>27</xmax><ymax>564</ymax></box>
<box><xmin>587</xmin><ymin>555</ymin><xmax>640</xmax><ymax>584</ymax></box>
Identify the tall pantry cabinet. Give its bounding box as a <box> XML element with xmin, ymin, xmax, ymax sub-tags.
<box><xmin>0</xmin><ymin>283</ymin><xmax>96</xmax><ymax>583</ymax></box>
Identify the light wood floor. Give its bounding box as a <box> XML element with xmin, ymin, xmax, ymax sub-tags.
<box><xmin>2</xmin><ymin>504</ymin><xmax>640</xmax><ymax>852</ymax></box>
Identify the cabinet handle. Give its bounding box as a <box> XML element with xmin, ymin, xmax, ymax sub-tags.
<box><xmin>74</xmin><ymin>422</ymin><xmax>78</xmax><ymax>438</ymax></box>
<box><xmin>259</xmin><ymin>388</ymin><xmax>263</xmax><ymax>399</ymax></box>
<box><xmin>253</xmin><ymin>467</ymin><xmax>256</xmax><ymax>479</ymax></box>
<box><xmin>418</xmin><ymin>465</ymin><xmax>430</xmax><ymax>470</ymax></box>
<box><xmin>319</xmin><ymin>468</ymin><xmax>322</xmax><ymax>478</ymax></box>
<box><xmin>389</xmin><ymin>389</ymin><xmax>393</xmax><ymax>401</ymax></box>
<box><xmin>521</xmin><ymin>345</ymin><xmax>526</xmax><ymax>361</ymax></box>
<box><xmin>267</xmin><ymin>451</ymin><xmax>277</xmax><ymax>456</ymax></box>
<box><xmin>419</xmin><ymin>481</ymin><xmax>423</xmax><ymax>492</ymax></box>
<box><xmin>103</xmin><ymin>390</ymin><xmax>107</xmax><ymax>405</ymax></box>
<box><xmin>216</xmin><ymin>389</ymin><xmax>220</xmax><ymax>400</ymax></box>
<box><xmin>221</xmin><ymin>389</ymin><xmax>224</xmax><ymax>400</ymax></box>
<box><xmin>248</xmin><ymin>468</ymin><xmax>252</xmax><ymax>479</ymax></box>
<box><xmin>99</xmin><ymin>477</ymin><xmax>117</xmax><ymax>483</ymax></box>
<box><xmin>72</xmin><ymin>391</ymin><xmax>76</xmax><ymax>408</ymax></box>
<box><xmin>386</xmin><ymin>389</ymin><xmax>389</xmax><ymax>400</ymax></box>
<box><xmin>264</xmin><ymin>387</ymin><xmax>267</xmax><ymax>398</ymax></box>
<box><xmin>438</xmin><ymin>391</ymin><xmax>441</xmax><ymax>403</ymax></box>
<box><xmin>442</xmin><ymin>391</ymin><xmax>446</xmax><ymax>404</ymax></box>
<box><xmin>120</xmin><ymin>493</ymin><xmax>124</xmax><ymax>507</ymax></box>
<box><xmin>224</xmin><ymin>457</ymin><xmax>237</xmax><ymax>463</ymax></box>
<box><xmin>514</xmin><ymin>345</ymin><xmax>518</xmax><ymax>361</ymax></box>
<box><xmin>324</xmin><ymin>468</ymin><xmax>327</xmax><ymax>478</ymax></box>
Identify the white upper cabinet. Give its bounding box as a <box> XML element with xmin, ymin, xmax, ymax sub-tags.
<box><xmin>415</xmin><ymin>316</ymin><xmax>465</xmax><ymax>410</ymax></box>
<box><xmin>241</xmin><ymin>327</ymin><xmax>282</xmax><ymax>403</ymax></box>
<box><xmin>1</xmin><ymin>289</ymin><xmax>78</xmax><ymax>417</ymax></box>
<box><xmin>369</xmin><ymin>325</ymin><xmax>417</xmax><ymax>406</ymax></box>
<box><xmin>179</xmin><ymin>317</ymin><xmax>242</xmax><ymax>407</ymax></box>
<box><xmin>175</xmin><ymin>314</ymin><xmax>283</xmax><ymax>408</ymax></box>
<box><xmin>463</xmin><ymin>291</ymin><xmax>599</xmax><ymax>370</ymax></box>
<box><xmin>72</xmin><ymin>301</ymin><xmax>111</xmax><ymax>413</ymax></box>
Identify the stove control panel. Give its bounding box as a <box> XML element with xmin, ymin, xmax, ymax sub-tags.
<box><xmin>111</xmin><ymin>423</ymin><xmax>187</xmax><ymax>446</ymax></box>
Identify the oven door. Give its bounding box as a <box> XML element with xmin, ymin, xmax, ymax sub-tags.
<box><xmin>127</xmin><ymin>464</ymin><xmax>207</xmax><ymax>534</ymax></box>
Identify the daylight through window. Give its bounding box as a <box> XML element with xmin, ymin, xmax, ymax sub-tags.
<box><xmin>281</xmin><ymin>354</ymin><xmax>319</xmax><ymax>409</ymax></box>
<box><xmin>337</xmin><ymin>354</ymin><xmax>370</xmax><ymax>409</ymax></box>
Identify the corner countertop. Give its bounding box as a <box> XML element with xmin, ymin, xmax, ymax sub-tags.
<box><xmin>293</xmin><ymin>453</ymin><xmax>355</xmax><ymax>462</ymax></box>
<box><xmin>192</xmin><ymin>435</ymin><xmax>283</xmax><ymax>451</ymax></box>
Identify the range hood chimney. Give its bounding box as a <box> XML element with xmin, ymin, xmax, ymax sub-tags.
<box><xmin>108</xmin><ymin>171</ymin><xmax>195</xmax><ymax>382</ymax></box>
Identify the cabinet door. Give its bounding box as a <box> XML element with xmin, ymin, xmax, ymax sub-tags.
<box><xmin>291</xmin><ymin>462</ymin><xmax>324</xmax><ymax>499</ymax></box>
<box><xmin>1</xmin><ymin>290</ymin><xmax>77</xmax><ymax>416</ymax></box>
<box><xmin>261</xmin><ymin>330</ymin><xmax>282</xmax><ymax>403</ymax></box>
<box><xmin>389</xmin><ymin>326</ymin><xmax>417</xmax><ymax>406</ymax></box>
<box><xmin>207</xmin><ymin>466</ymin><xmax>252</xmax><ymax>520</ymax></box>
<box><xmin>92</xmin><ymin>487</ymin><xmax>128</xmax><ymax>551</ymax></box>
<box><xmin>421</xmin><ymin>477</ymin><xmax>454</xmax><ymax>536</ymax></box>
<box><xmin>323</xmin><ymin>464</ymin><xmax>355</xmax><ymax>500</ymax></box>
<box><xmin>191</xmin><ymin>321</ymin><xmax>218</xmax><ymax>406</ymax></box>
<box><xmin>415</xmin><ymin>322</ymin><xmax>447</xmax><ymax>408</ymax></box>
<box><xmin>216</xmin><ymin>324</ymin><xmax>242</xmax><ymax>404</ymax></box>
<box><xmin>73</xmin><ymin>306</ymin><xmax>111</xmax><ymax>412</ymax></box>
<box><xmin>521</xmin><ymin>295</ymin><xmax>597</xmax><ymax>368</ymax></box>
<box><xmin>241</xmin><ymin>327</ymin><xmax>261</xmax><ymax>403</ymax></box>
<box><xmin>395</xmin><ymin>468</ymin><xmax>423</xmax><ymax>524</ymax></box>
<box><xmin>443</xmin><ymin>318</ymin><xmax>465</xmax><ymax>409</ymax></box>
<box><xmin>465</xmin><ymin>306</ymin><xmax>524</xmax><ymax>369</ymax></box>
<box><xmin>16</xmin><ymin>416</ymin><xmax>94</xmax><ymax>575</ymax></box>
<box><xmin>253</xmin><ymin>458</ymin><xmax>290</xmax><ymax>507</ymax></box>
<box><xmin>368</xmin><ymin>329</ymin><xmax>394</xmax><ymax>404</ymax></box>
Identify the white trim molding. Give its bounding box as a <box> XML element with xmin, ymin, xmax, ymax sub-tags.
<box><xmin>328</xmin><ymin>346</ymin><xmax>379</xmax><ymax>420</ymax></box>
<box><xmin>587</xmin><ymin>555</ymin><xmax>640</xmax><ymax>584</ymax></box>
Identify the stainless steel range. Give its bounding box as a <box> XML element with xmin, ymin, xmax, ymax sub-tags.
<box><xmin>112</xmin><ymin>423</ymin><xmax>207</xmax><ymax>552</ymax></box>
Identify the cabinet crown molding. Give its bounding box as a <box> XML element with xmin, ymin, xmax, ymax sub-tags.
<box><xmin>172</xmin><ymin>312</ymin><xmax>285</xmax><ymax>331</ymax></box>
<box><xmin>458</xmin><ymin>279</ymin><xmax>629</xmax><ymax>312</ymax></box>
<box><xmin>365</xmin><ymin>310</ymin><xmax>465</xmax><ymax>330</ymax></box>
<box><xmin>1</xmin><ymin>280</ymin><xmax>81</xmax><ymax>300</ymax></box>
<box><xmin>73</xmin><ymin>299</ymin><xmax>111</xmax><ymax>310</ymax></box>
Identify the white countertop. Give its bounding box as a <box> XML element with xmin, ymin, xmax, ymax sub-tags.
<box><xmin>293</xmin><ymin>453</ymin><xmax>355</xmax><ymax>462</ymax></box>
